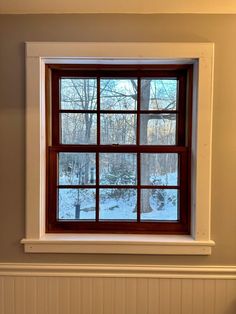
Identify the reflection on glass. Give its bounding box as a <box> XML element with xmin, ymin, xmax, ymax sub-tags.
<box><xmin>99</xmin><ymin>189</ymin><xmax>137</xmax><ymax>220</ymax></box>
<box><xmin>59</xmin><ymin>153</ymin><xmax>96</xmax><ymax>185</ymax></box>
<box><xmin>141</xmin><ymin>189</ymin><xmax>178</xmax><ymax>221</ymax></box>
<box><xmin>58</xmin><ymin>188</ymin><xmax>96</xmax><ymax>220</ymax></box>
<box><xmin>60</xmin><ymin>78</ymin><xmax>97</xmax><ymax>110</ymax></box>
<box><xmin>141</xmin><ymin>153</ymin><xmax>178</xmax><ymax>186</ymax></box>
<box><xmin>61</xmin><ymin>113</ymin><xmax>97</xmax><ymax>144</ymax></box>
<box><xmin>101</xmin><ymin>114</ymin><xmax>136</xmax><ymax>144</ymax></box>
<box><xmin>101</xmin><ymin>79</ymin><xmax>137</xmax><ymax>110</ymax></box>
<box><xmin>100</xmin><ymin>153</ymin><xmax>137</xmax><ymax>185</ymax></box>
<box><xmin>140</xmin><ymin>114</ymin><xmax>176</xmax><ymax>145</ymax></box>
<box><xmin>141</xmin><ymin>79</ymin><xmax>177</xmax><ymax>110</ymax></box>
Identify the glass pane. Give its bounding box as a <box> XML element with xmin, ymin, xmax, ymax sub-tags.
<box><xmin>101</xmin><ymin>114</ymin><xmax>136</xmax><ymax>144</ymax></box>
<box><xmin>140</xmin><ymin>113</ymin><xmax>176</xmax><ymax>145</ymax></box>
<box><xmin>100</xmin><ymin>153</ymin><xmax>137</xmax><ymax>185</ymax></box>
<box><xmin>99</xmin><ymin>189</ymin><xmax>137</xmax><ymax>220</ymax></box>
<box><xmin>101</xmin><ymin>79</ymin><xmax>137</xmax><ymax>110</ymax></box>
<box><xmin>58</xmin><ymin>188</ymin><xmax>96</xmax><ymax>220</ymax></box>
<box><xmin>141</xmin><ymin>153</ymin><xmax>178</xmax><ymax>186</ymax></box>
<box><xmin>60</xmin><ymin>78</ymin><xmax>97</xmax><ymax>110</ymax></box>
<box><xmin>141</xmin><ymin>189</ymin><xmax>178</xmax><ymax>221</ymax></box>
<box><xmin>59</xmin><ymin>153</ymin><xmax>96</xmax><ymax>185</ymax></box>
<box><xmin>61</xmin><ymin>113</ymin><xmax>97</xmax><ymax>144</ymax></box>
<box><xmin>141</xmin><ymin>79</ymin><xmax>177</xmax><ymax>110</ymax></box>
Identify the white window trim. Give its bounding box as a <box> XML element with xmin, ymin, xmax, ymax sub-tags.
<box><xmin>22</xmin><ymin>42</ymin><xmax>215</xmax><ymax>255</ymax></box>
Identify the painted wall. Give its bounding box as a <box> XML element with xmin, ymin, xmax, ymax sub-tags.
<box><xmin>1</xmin><ymin>1</ymin><xmax>236</xmax><ymax>14</ymax></box>
<box><xmin>0</xmin><ymin>273</ymin><xmax>236</xmax><ymax>314</ymax></box>
<box><xmin>0</xmin><ymin>14</ymin><xmax>236</xmax><ymax>265</ymax></box>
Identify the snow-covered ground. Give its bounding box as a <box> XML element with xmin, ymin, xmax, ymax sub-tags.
<box><xmin>58</xmin><ymin>183</ymin><xmax>178</xmax><ymax>221</ymax></box>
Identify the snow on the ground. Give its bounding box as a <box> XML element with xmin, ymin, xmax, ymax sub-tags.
<box><xmin>58</xmin><ymin>181</ymin><xmax>178</xmax><ymax>221</ymax></box>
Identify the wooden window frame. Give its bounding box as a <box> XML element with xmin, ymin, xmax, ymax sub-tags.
<box><xmin>46</xmin><ymin>64</ymin><xmax>193</xmax><ymax>234</ymax></box>
<box><xmin>22</xmin><ymin>42</ymin><xmax>215</xmax><ymax>255</ymax></box>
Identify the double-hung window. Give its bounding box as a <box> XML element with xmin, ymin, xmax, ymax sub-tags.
<box><xmin>47</xmin><ymin>64</ymin><xmax>192</xmax><ymax>234</ymax></box>
<box><xmin>22</xmin><ymin>42</ymin><xmax>214</xmax><ymax>254</ymax></box>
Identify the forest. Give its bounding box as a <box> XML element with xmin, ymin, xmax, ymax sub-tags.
<box><xmin>58</xmin><ymin>77</ymin><xmax>178</xmax><ymax>221</ymax></box>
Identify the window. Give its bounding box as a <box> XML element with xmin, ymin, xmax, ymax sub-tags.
<box><xmin>47</xmin><ymin>65</ymin><xmax>192</xmax><ymax>234</ymax></box>
<box><xmin>22</xmin><ymin>42</ymin><xmax>214</xmax><ymax>254</ymax></box>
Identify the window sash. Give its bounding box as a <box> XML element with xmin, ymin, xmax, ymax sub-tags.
<box><xmin>47</xmin><ymin>64</ymin><xmax>192</xmax><ymax>234</ymax></box>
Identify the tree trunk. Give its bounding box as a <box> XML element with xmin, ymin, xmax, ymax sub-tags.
<box><xmin>130</xmin><ymin>80</ymin><xmax>152</xmax><ymax>213</ymax></box>
<box><xmin>140</xmin><ymin>80</ymin><xmax>152</xmax><ymax>213</ymax></box>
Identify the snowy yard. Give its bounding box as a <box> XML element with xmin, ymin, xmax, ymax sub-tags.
<box><xmin>58</xmin><ymin>173</ymin><xmax>178</xmax><ymax>221</ymax></box>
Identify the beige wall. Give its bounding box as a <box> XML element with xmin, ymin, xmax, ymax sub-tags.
<box><xmin>1</xmin><ymin>1</ymin><xmax>236</xmax><ymax>13</ymax></box>
<box><xmin>0</xmin><ymin>14</ymin><xmax>235</xmax><ymax>265</ymax></box>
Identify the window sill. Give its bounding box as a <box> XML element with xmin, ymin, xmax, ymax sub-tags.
<box><xmin>21</xmin><ymin>234</ymin><xmax>215</xmax><ymax>255</ymax></box>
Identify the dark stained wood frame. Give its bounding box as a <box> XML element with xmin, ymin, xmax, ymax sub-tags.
<box><xmin>46</xmin><ymin>64</ymin><xmax>193</xmax><ymax>234</ymax></box>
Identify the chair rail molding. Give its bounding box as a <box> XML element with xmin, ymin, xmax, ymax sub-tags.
<box><xmin>0</xmin><ymin>263</ymin><xmax>236</xmax><ymax>279</ymax></box>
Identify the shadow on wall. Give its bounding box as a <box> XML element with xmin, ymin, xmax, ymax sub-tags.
<box><xmin>226</xmin><ymin>301</ymin><xmax>236</xmax><ymax>314</ymax></box>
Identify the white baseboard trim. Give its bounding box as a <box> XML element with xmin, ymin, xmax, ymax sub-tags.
<box><xmin>0</xmin><ymin>263</ymin><xmax>235</xmax><ymax>279</ymax></box>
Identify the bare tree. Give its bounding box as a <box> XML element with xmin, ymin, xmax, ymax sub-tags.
<box><xmin>140</xmin><ymin>79</ymin><xmax>153</xmax><ymax>213</ymax></box>
<box><xmin>60</xmin><ymin>77</ymin><xmax>177</xmax><ymax>217</ymax></box>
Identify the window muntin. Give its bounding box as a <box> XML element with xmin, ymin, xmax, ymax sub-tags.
<box><xmin>47</xmin><ymin>65</ymin><xmax>192</xmax><ymax>234</ymax></box>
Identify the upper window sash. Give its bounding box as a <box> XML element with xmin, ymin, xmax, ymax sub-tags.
<box><xmin>50</xmin><ymin>66</ymin><xmax>190</xmax><ymax>147</ymax></box>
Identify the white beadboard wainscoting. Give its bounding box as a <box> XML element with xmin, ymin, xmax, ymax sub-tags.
<box><xmin>0</xmin><ymin>264</ymin><xmax>236</xmax><ymax>314</ymax></box>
